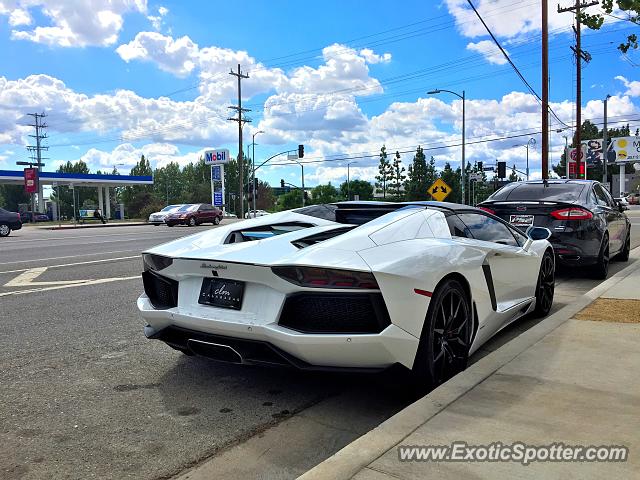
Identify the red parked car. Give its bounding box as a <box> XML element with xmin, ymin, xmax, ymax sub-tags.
<box><xmin>164</xmin><ymin>203</ymin><xmax>223</xmax><ymax>227</ymax></box>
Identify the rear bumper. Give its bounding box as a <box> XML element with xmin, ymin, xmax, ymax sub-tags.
<box><xmin>10</xmin><ymin>221</ymin><xmax>22</xmax><ymax>230</ymax></box>
<box><xmin>548</xmin><ymin>230</ymin><xmax>602</xmax><ymax>266</ymax></box>
<box><xmin>137</xmin><ymin>294</ymin><xmax>419</xmax><ymax>370</ymax></box>
<box><xmin>164</xmin><ymin>219</ymin><xmax>187</xmax><ymax>226</ymax></box>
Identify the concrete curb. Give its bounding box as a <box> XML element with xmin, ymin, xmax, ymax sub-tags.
<box><xmin>298</xmin><ymin>250</ymin><xmax>640</xmax><ymax>480</ymax></box>
<box><xmin>42</xmin><ymin>222</ymin><xmax>147</xmax><ymax>230</ymax></box>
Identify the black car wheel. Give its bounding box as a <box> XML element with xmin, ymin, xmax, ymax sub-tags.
<box><xmin>0</xmin><ymin>223</ymin><xmax>11</xmax><ymax>237</ymax></box>
<box><xmin>615</xmin><ymin>228</ymin><xmax>631</xmax><ymax>262</ymax></box>
<box><xmin>534</xmin><ymin>250</ymin><xmax>555</xmax><ymax>317</ymax></box>
<box><xmin>412</xmin><ymin>279</ymin><xmax>472</xmax><ymax>392</ymax></box>
<box><xmin>213</xmin><ymin>216</ymin><xmax>220</xmax><ymax>225</ymax></box>
<box><xmin>188</xmin><ymin>217</ymin><xmax>196</xmax><ymax>227</ymax></box>
<box><xmin>592</xmin><ymin>234</ymin><xmax>610</xmax><ymax>280</ymax></box>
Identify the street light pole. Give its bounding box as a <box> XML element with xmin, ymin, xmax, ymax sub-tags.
<box><xmin>346</xmin><ymin>162</ymin><xmax>355</xmax><ymax>200</ymax></box>
<box><xmin>428</xmin><ymin>88</ymin><xmax>466</xmax><ymax>204</ymax></box>
<box><xmin>603</xmin><ymin>94</ymin><xmax>610</xmax><ymax>186</ymax></box>
<box><xmin>251</xmin><ymin>130</ymin><xmax>264</xmax><ymax>217</ymax></box>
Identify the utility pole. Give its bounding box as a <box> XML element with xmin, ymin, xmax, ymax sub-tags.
<box><xmin>542</xmin><ymin>0</ymin><xmax>549</xmax><ymax>179</ymax></box>
<box><xmin>228</xmin><ymin>64</ymin><xmax>251</xmax><ymax>219</ymax></box>
<box><xmin>558</xmin><ymin>0</ymin><xmax>597</xmax><ymax>180</ymax></box>
<box><xmin>26</xmin><ymin>112</ymin><xmax>48</xmax><ymax>213</ymax></box>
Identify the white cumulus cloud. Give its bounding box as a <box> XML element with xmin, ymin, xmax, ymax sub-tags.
<box><xmin>1</xmin><ymin>0</ymin><xmax>147</xmax><ymax>47</ymax></box>
<box><xmin>466</xmin><ymin>40</ymin><xmax>507</xmax><ymax>65</ymax></box>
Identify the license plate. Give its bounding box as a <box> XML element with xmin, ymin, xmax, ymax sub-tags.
<box><xmin>199</xmin><ymin>278</ymin><xmax>244</xmax><ymax>310</ymax></box>
<box><xmin>509</xmin><ymin>214</ymin><xmax>534</xmax><ymax>227</ymax></box>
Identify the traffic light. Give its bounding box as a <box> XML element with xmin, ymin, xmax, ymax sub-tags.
<box><xmin>497</xmin><ymin>161</ymin><xmax>506</xmax><ymax>179</ymax></box>
<box><xmin>298</xmin><ymin>144</ymin><xmax>304</xmax><ymax>158</ymax></box>
<box><xmin>477</xmin><ymin>161</ymin><xmax>483</xmax><ymax>171</ymax></box>
<box><xmin>280</xmin><ymin>179</ymin><xmax>285</xmax><ymax>189</ymax></box>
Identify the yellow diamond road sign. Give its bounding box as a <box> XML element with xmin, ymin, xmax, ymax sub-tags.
<box><xmin>428</xmin><ymin>178</ymin><xmax>451</xmax><ymax>202</ymax></box>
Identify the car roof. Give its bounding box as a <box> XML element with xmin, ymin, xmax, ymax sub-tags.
<box><xmin>333</xmin><ymin>200</ymin><xmax>483</xmax><ymax>212</ymax></box>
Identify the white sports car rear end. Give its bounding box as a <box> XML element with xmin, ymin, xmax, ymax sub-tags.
<box><xmin>138</xmin><ymin>202</ymin><xmax>554</xmax><ymax>388</ymax></box>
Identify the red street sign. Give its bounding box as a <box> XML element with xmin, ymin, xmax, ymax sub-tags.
<box><xmin>24</xmin><ymin>168</ymin><xmax>38</xmax><ymax>194</ymax></box>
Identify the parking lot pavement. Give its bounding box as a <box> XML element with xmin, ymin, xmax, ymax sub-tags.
<box><xmin>1</xmin><ymin>213</ymin><xmax>639</xmax><ymax>480</ymax></box>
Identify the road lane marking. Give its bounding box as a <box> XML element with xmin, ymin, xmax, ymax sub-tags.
<box><xmin>2</xmin><ymin>229</ymin><xmax>201</xmax><ymax>243</ymax></box>
<box><xmin>0</xmin><ymin>275</ymin><xmax>139</xmax><ymax>297</ymax></box>
<box><xmin>4</xmin><ymin>267</ymin><xmax>91</xmax><ymax>287</ymax></box>
<box><xmin>0</xmin><ymin>250</ymin><xmax>139</xmax><ymax>266</ymax></box>
<box><xmin>0</xmin><ymin>256</ymin><xmax>139</xmax><ymax>275</ymax></box>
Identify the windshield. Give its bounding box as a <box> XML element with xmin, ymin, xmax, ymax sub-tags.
<box><xmin>489</xmin><ymin>183</ymin><xmax>585</xmax><ymax>202</ymax></box>
<box><xmin>177</xmin><ymin>204</ymin><xmax>198</xmax><ymax>212</ymax></box>
<box><xmin>161</xmin><ymin>205</ymin><xmax>181</xmax><ymax>212</ymax></box>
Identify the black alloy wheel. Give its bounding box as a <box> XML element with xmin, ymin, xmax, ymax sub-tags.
<box><xmin>592</xmin><ymin>234</ymin><xmax>610</xmax><ymax>280</ymax></box>
<box><xmin>534</xmin><ymin>251</ymin><xmax>555</xmax><ymax>317</ymax></box>
<box><xmin>412</xmin><ymin>279</ymin><xmax>472</xmax><ymax>392</ymax></box>
<box><xmin>616</xmin><ymin>228</ymin><xmax>631</xmax><ymax>262</ymax></box>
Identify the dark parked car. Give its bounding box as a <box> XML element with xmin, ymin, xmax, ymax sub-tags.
<box><xmin>478</xmin><ymin>180</ymin><xmax>630</xmax><ymax>279</ymax></box>
<box><xmin>0</xmin><ymin>208</ymin><xmax>22</xmax><ymax>237</ymax></box>
<box><xmin>164</xmin><ymin>203</ymin><xmax>223</xmax><ymax>227</ymax></box>
<box><xmin>21</xmin><ymin>211</ymin><xmax>50</xmax><ymax>222</ymax></box>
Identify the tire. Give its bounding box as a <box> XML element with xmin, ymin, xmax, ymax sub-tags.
<box><xmin>534</xmin><ymin>250</ymin><xmax>555</xmax><ymax>317</ymax></box>
<box><xmin>167</xmin><ymin>223</ymin><xmax>174</xmax><ymax>227</ymax></box>
<box><xmin>213</xmin><ymin>216</ymin><xmax>221</xmax><ymax>225</ymax></box>
<box><xmin>411</xmin><ymin>278</ymin><xmax>472</xmax><ymax>393</ymax></box>
<box><xmin>0</xmin><ymin>223</ymin><xmax>11</xmax><ymax>237</ymax></box>
<box><xmin>615</xmin><ymin>228</ymin><xmax>631</xmax><ymax>262</ymax></box>
<box><xmin>591</xmin><ymin>234</ymin><xmax>610</xmax><ymax>280</ymax></box>
<box><xmin>188</xmin><ymin>217</ymin><xmax>196</xmax><ymax>227</ymax></box>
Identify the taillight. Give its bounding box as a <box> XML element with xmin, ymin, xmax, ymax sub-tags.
<box><xmin>272</xmin><ymin>266</ymin><xmax>379</xmax><ymax>289</ymax></box>
<box><xmin>478</xmin><ymin>206</ymin><xmax>495</xmax><ymax>215</ymax></box>
<box><xmin>550</xmin><ymin>208</ymin><xmax>593</xmax><ymax>220</ymax></box>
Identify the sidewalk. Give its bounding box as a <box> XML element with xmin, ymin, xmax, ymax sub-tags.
<box><xmin>38</xmin><ymin>221</ymin><xmax>147</xmax><ymax>230</ymax></box>
<box><xmin>300</xmin><ymin>250</ymin><xmax>640</xmax><ymax>480</ymax></box>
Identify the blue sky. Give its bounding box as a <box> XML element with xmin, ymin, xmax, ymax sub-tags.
<box><xmin>0</xmin><ymin>0</ymin><xmax>638</xmax><ymax>189</ymax></box>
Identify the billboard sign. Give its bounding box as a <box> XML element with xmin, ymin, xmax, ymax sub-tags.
<box><xmin>204</xmin><ymin>149</ymin><xmax>230</xmax><ymax>165</ymax></box>
<box><xmin>211</xmin><ymin>165</ymin><xmax>221</xmax><ymax>181</ymax></box>
<box><xmin>24</xmin><ymin>168</ymin><xmax>38</xmax><ymax>194</ymax></box>
<box><xmin>612</xmin><ymin>137</ymin><xmax>640</xmax><ymax>163</ymax></box>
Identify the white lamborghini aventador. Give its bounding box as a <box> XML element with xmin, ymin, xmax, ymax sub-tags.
<box><xmin>137</xmin><ymin>202</ymin><xmax>555</xmax><ymax>388</ymax></box>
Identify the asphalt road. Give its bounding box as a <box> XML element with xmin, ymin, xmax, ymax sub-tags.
<box><xmin>1</xmin><ymin>210</ymin><xmax>639</xmax><ymax>480</ymax></box>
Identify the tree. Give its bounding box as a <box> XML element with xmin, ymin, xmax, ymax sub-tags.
<box><xmin>254</xmin><ymin>180</ymin><xmax>276</xmax><ymax>211</ymax></box>
<box><xmin>154</xmin><ymin>162</ymin><xmax>183</xmax><ymax>205</ymax></box>
<box><xmin>50</xmin><ymin>160</ymin><xmax>95</xmax><ymax>218</ymax></box>
<box><xmin>440</xmin><ymin>162</ymin><xmax>462</xmax><ymax>203</ymax></box>
<box><xmin>339</xmin><ymin>179</ymin><xmax>373</xmax><ymax>200</ymax></box>
<box><xmin>582</xmin><ymin>2</ymin><xmax>639</xmax><ymax>53</ymax></box>
<box><xmin>388</xmin><ymin>151</ymin><xmax>406</xmax><ymax>200</ymax></box>
<box><xmin>180</xmin><ymin>157</ymin><xmax>210</xmax><ymax>203</ymax></box>
<box><xmin>0</xmin><ymin>185</ymin><xmax>29</xmax><ymax>211</ymax></box>
<box><xmin>121</xmin><ymin>155</ymin><xmax>153</xmax><ymax>217</ymax></box>
<box><xmin>404</xmin><ymin>146</ymin><xmax>430</xmax><ymax>201</ymax></box>
<box><xmin>277</xmin><ymin>190</ymin><xmax>303</xmax><ymax>210</ymax></box>
<box><xmin>375</xmin><ymin>145</ymin><xmax>393</xmax><ymax>198</ymax></box>
<box><xmin>310</xmin><ymin>183</ymin><xmax>339</xmax><ymax>204</ymax></box>
<box><xmin>508</xmin><ymin>165</ymin><xmax>523</xmax><ymax>182</ymax></box>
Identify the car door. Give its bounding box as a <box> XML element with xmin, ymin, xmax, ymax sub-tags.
<box><xmin>600</xmin><ymin>185</ymin><xmax>628</xmax><ymax>251</ymax></box>
<box><xmin>198</xmin><ymin>204</ymin><xmax>211</xmax><ymax>222</ymax></box>
<box><xmin>592</xmin><ymin>184</ymin><xmax>622</xmax><ymax>252</ymax></box>
<box><xmin>457</xmin><ymin>212</ymin><xmax>539</xmax><ymax>309</ymax></box>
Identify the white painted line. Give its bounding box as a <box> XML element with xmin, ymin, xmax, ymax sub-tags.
<box><xmin>0</xmin><ymin>255</ymin><xmax>139</xmax><ymax>275</ymax></box>
<box><xmin>4</xmin><ymin>267</ymin><xmax>89</xmax><ymax>288</ymax></box>
<box><xmin>0</xmin><ymin>250</ymin><xmax>139</xmax><ymax>266</ymax></box>
<box><xmin>2</xmin><ymin>230</ymin><xmax>188</xmax><ymax>243</ymax></box>
<box><xmin>0</xmin><ymin>275</ymin><xmax>140</xmax><ymax>297</ymax></box>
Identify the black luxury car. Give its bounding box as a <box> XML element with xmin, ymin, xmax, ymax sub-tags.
<box><xmin>478</xmin><ymin>180</ymin><xmax>630</xmax><ymax>279</ymax></box>
<box><xmin>0</xmin><ymin>207</ymin><xmax>22</xmax><ymax>237</ymax></box>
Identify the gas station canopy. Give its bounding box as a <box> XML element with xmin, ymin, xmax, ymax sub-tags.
<box><xmin>0</xmin><ymin>170</ymin><xmax>153</xmax><ymax>186</ymax></box>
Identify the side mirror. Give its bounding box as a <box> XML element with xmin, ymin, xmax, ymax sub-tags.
<box><xmin>522</xmin><ymin>226</ymin><xmax>551</xmax><ymax>252</ymax></box>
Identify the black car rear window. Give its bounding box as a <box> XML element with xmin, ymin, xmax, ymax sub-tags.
<box><xmin>490</xmin><ymin>183</ymin><xmax>584</xmax><ymax>202</ymax></box>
